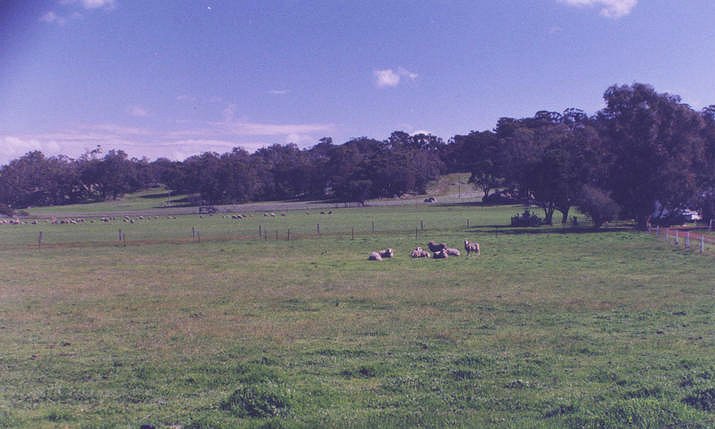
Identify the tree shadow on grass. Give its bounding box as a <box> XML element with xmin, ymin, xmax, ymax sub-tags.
<box><xmin>465</xmin><ymin>225</ymin><xmax>632</xmax><ymax>235</ymax></box>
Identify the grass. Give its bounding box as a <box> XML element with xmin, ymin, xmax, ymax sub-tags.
<box><xmin>0</xmin><ymin>203</ymin><xmax>713</xmax><ymax>428</ymax></box>
<box><xmin>26</xmin><ymin>186</ymin><xmax>188</xmax><ymax>215</ymax></box>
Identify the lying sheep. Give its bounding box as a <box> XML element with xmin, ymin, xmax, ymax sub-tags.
<box><xmin>432</xmin><ymin>249</ymin><xmax>448</xmax><ymax>259</ymax></box>
<box><xmin>445</xmin><ymin>248</ymin><xmax>461</xmax><ymax>256</ymax></box>
<box><xmin>379</xmin><ymin>248</ymin><xmax>394</xmax><ymax>258</ymax></box>
<box><xmin>464</xmin><ymin>240</ymin><xmax>480</xmax><ymax>256</ymax></box>
<box><xmin>410</xmin><ymin>247</ymin><xmax>430</xmax><ymax>258</ymax></box>
<box><xmin>368</xmin><ymin>251</ymin><xmax>383</xmax><ymax>261</ymax></box>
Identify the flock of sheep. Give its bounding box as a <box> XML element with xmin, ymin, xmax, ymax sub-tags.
<box><xmin>369</xmin><ymin>240</ymin><xmax>480</xmax><ymax>261</ymax></box>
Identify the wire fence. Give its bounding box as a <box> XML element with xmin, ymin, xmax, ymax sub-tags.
<box><xmin>647</xmin><ymin>224</ymin><xmax>715</xmax><ymax>254</ymax></box>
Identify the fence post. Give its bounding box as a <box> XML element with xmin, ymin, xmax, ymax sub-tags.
<box><xmin>372</xmin><ymin>220</ymin><xmax>375</xmax><ymax>233</ymax></box>
<box><xmin>685</xmin><ymin>232</ymin><xmax>690</xmax><ymax>250</ymax></box>
<box><xmin>287</xmin><ymin>229</ymin><xmax>291</xmax><ymax>241</ymax></box>
<box><xmin>118</xmin><ymin>228</ymin><xmax>123</xmax><ymax>241</ymax></box>
<box><xmin>38</xmin><ymin>231</ymin><xmax>43</xmax><ymax>250</ymax></box>
<box><xmin>258</xmin><ymin>224</ymin><xmax>262</xmax><ymax>239</ymax></box>
<box><xmin>415</xmin><ymin>227</ymin><xmax>418</xmax><ymax>240</ymax></box>
<box><xmin>420</xmin><ymin>220</ymin><xmax>424</xmax><ymax>231</ymax></box>
<box><xmin>197</xmin><ymin>230</ymin><xmax>200</xmax><ymax>243</ymax></box>
<box><xmin>192</xmin><ymin>226</ymin><xmax>196</xmax><ymax>241</ymax></box>
<box><xmin>655</xmin><ymin>225</ymin><xmax>659</xmax><ymax>236</ymax></box>
<box><xmin>317</xmin><ymin>223</ymin><xmax>320</xmax><ymax>236</ymax></box>
<box><xmin>466</xmin><ymin>219</ymin><xmax>470</xmax><ymax>229</ymax></box>
<box><xmin>674</xmin><ymin>230</ymin><xmax>679</xmax><ymax>246</ymax></box>
<box><xmin>666</xmin><ymin>228</ymin><xmax>669</xmax><ymax>241</ymax></box>
<box><xmin>710</xmin><ymin>219</ymin><xmax>713</xmax><ymax>231</ymax></box>
<box><xmin>701</xmin><ymin>235</ymin><xmax>705</xmax><ymax>254</ymax></box>
<box><xmin>351</xmin><ymin>227</ymin><xmax>354</xmax><ymax>240</ymax></box>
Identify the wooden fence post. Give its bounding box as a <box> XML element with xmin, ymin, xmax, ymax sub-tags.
<box><xmin>685</xmin><ymin>232</ymin><xmax>690</xmax><ymax>250</ymax></box>
<box><xmin>372</xmin><ymin>220</ymin><xmax>375</xmax><ymax>233</ymax></box>
<box><xmin>700</xmin><ymin>235</ymin><xmax>705</xmax><ymax>254</ymax></box>
<box><xmin>258</xmin><ymin>224</ymin><xmax>262</xmax><ymax>239</ymax></box>
<box><xmin>287</xmin><ymin>229</ymin><xmax>291</xmax><ymax>241</ymax></box>
<box><xmin>351</xmin><ymin>227</ymin><xmax>354</xmax><ymax>240</ymax></box>
<box><xmin>674</xmin><ymin>230</ymin><xmax>679</xmax><ymax>246</ymax></box>
<box><xmin>38</xmin><ymin>231</ymin><xmax>43</xmax><ymax>250</ymax></box>
<box><xmin>317</xmin><ymin>223</ymin><xmax>320</xmax><ymax>236</ymax></box>
<box><xmin>420</xmin><ymin>220</ymin><xmax>424</xmax><ymax>231</ymax></box>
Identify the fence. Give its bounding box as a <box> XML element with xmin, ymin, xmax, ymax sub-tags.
<box><xmin>1</xmin><ymin>215</ymin><xmax>487</xmax><ymax>252</ymax></box>
<box><xmin>648</xmin><ymin>225</ymin><xmax>715</xmax><ymax>254</ymax></box>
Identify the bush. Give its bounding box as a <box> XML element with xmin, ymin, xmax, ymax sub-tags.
<box><xmin>220</xmin><ymin>383</ymin><xmax>291</xmax><ymax>418</ymax></box>
<box><xmin>576</xmin><ymin>185</ymin><xmax>620</xmax><ymax>229</ymax></box>
<box><xmin>511</xmin><ymin>209</ymin><xmax>542</xmax><ymax>227</ymax></box>
<box><xmin>0</xmin><ymin>203</ymin><xmax>13</xmax><ymax>217</ymax></box>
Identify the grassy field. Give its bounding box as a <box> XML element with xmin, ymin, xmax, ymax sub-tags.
<box><xmin>1</xmin><ymin>203</ymin><xmax>713</xmax><ymax>428</ymax></box>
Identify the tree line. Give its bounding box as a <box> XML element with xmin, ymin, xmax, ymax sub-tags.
<box><xmin>2</xmin><ymin>83</ymin><xmax>715</xmax><ymax>229</ymax></box>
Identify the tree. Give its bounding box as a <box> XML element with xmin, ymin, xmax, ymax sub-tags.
<box><xmin>598</xmin><ymin>83</ymin><xmax>705</xmax><ymax>229</ymax></box>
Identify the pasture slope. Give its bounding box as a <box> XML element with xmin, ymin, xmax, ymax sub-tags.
<box><xmin>0</xmin><ymin>199</ymin><xmax>714</xmax><ymax>428</ymax></box>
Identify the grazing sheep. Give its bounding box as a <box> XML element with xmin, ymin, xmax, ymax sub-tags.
<box><xmin>368</xmin><ymin>251</ymin><xmax>383</xmax><ymax>261</ymax></box>
<box><xmin>432</xmin><ymin>249</ymin><xmax>448</xmax><ymax>259</ymax></box>
<box><xmin>445</xmin><ymin>248</ymin><xmax>461</xmax><ymax>256</ymax></box>
<box><xmin>379</xmin><ymin>248</ymin><xmax>394</xmax><ymax>258</ymax></box>
<box><xmin>464</xmin><ymin>240</ymin><xmax>480</xmax><ymax>256</ymax></box>
<box><xmin>427</xmin><ymin>241</ymin><xmax>448</xmax><ymax>253</ymax></box>
<box><xmin>410</xmin><ymin>247</ymin><xmax>430</xmax><ymax>258</ymax></box>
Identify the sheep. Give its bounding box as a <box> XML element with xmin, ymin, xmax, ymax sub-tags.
<box><xmin>445</xmin><ymin>248</ymin><xmax>461</xmax><ymax>256</ymax></box>
<box><xmin>410</xmin><ymin>247</ymin><xmax>430</xmax><ymax>258</ymax></box>
<box><xmin>427</xmin><ymin>241</ymin><xmax>448</xmax><ymax>253</ymax></box>
<box><xmin>368</xmin><ymin>251</ymin><xmax>383</xmax><ymax>261</ymax></box>
<box><xmin>432</xmin><ymin>249</ymin><xmax>448</xmax><ymax>259</ymax></box>
<box><xmin>379</xmin><ymin>248</ymin><xmax>394</xmax><ymax>258</ymax></box>
<box><xmin>464</xmin><ymin>240</ymin><xmax>480</xmax><ymax>256</ymax></box>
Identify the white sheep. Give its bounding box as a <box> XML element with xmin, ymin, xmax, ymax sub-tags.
<box><xmin>464</xmin><ymin>240</ymin><xmax>480</xmax><ymax>256</ymax></box>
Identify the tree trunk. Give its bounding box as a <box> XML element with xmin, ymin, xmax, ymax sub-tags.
<box><xmin>560</xmin><ymin>206</ymin><xmax>570</xmax><ymax>224</ymax></box>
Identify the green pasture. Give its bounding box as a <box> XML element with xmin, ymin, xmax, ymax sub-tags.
<box><xmin>26</xmin><ymin>187</ymin><xmax>185</xmax><ymax>215</ymax></box>
<box><xmin>0</xmin><ymin>204</ymin><xmax>713</xmax><ymax>428</ymax></box>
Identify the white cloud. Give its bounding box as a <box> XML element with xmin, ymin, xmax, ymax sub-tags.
<box><xmin>127</xmin><ymin>105</ymin><xmax>149</xmax><ymax>117</ymax></box>
<box><xmin>373</xmin><ymin>67</ymin><xmax>419</xmax><ymax>88</ymax></box>
<box><xmin>268</xmin><ymin>89</ymin><xmax>290</xmax><ymax>95</ymax></box>
<box><xmin>374</xmin><ymin>69</ymin><xmax>401</xmax><ymax>88</ymax></box>
<box><xmin>557</xmin><ymin>0</ymin><xmax>637</xmax><ymax>18</ymax></box>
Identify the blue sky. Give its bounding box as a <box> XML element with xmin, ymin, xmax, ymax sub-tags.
<box><xmin>1</xmin><ymin>0</ymin><xmax>714</xmax><ymax>164</ymax></box>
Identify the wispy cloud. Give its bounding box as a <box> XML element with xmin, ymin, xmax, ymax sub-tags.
<box><xmin>41</xmin><ymin>0</ymin><xmax>116</xmax><ymax>25</ymax></box>
<box><xmin>0</xmin><ymin>119</ymin><xmax>336</xmax><ymax>165</ymax></box>
<box><xmin>373</xmin><ymin>67</ymin><xmax>419</xmax><ymax>88</ymax></box>
<box><xmin>127</xmin><ymin>105</ymin><xmax>149</xmax><ymax>117</ymax></box>
<box><xmin>39</xmin><ymin>11</ymin><xmax>67</xmax><ymax>25</ymax></box>
<box><xmin>557</xmin><ymin>0</ymin><xmax>638</xmax><ymax>19</ymax></box>
<box><xmin>61</xmin><ymin>0</ymin><xmax>116</xmax><ymax>10</ymax></box>
<box><xmin>268</xmin><ymin>89</ymin><xmax>290</xmax><ymax>95</ymax></box>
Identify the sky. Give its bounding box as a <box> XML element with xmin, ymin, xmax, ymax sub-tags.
<box><xmin>2</xmin><ymin>0</ymin><xmax>715</xmax><ymax>164</ymax></box>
